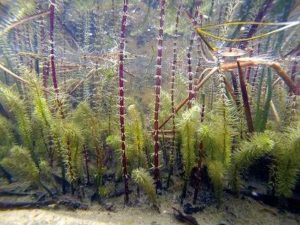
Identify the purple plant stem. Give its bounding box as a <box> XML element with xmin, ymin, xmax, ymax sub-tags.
<box><xmin>245</xmin><ymin>48</ymin><xmax>253</xmax><ymax>82</ymax></box>
<box><xmin>237</xmin><ymin>62</ymin><xmax>254</xmax><ymax>133</ymax></box>
<box><xmin>83</xmin><ymin>145</ymin><xmax>90</xmax><ymax>184</ymax></box>
<box><xmin>168</xmin><ymin>5</ymin><xmax>181</xmax><ymax>186</ymax></box>
<box><xmin>49</xmin><ymin>0</ymin><xmax>59</xmax><ymax>94</ymax></box>
<box><xmin>240</xmin><ymin>0</ymin><xmax>274</xmax><ymax>49</ymax></box>
<box><xmin>153</xmin><ymin>0</ymin><xmax>166</xmax><ymax>185</ymax></box>
<box><xmin>40</xmin><ymin>18</ymin><xmax>49</xmax><ymax>97</ymax></box>
<box><xmin>187</xmin><ymin>32</ymin><xmax>195</xmax><ymax>109</ymax></box>
<box><xmin>118</xmin><ymin>0</ymin><xmax>129</xmax><ymax>204</ymax></box>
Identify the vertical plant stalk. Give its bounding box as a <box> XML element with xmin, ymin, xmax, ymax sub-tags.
<box><xmin>167</xmin><ymin>5</ymin><xmax>181</xmax><ymax>188</ymax></box>
<box><xmin>40</xmin><ymin>18</ymin><xmax>50</xmax><ymax>97</ymax></box>
<box><xmin>153</xmin><ymin>0</ymin><xmax>166</xmax><ymax>186</ymax></box>
<box><xmin>193</xmin><ymin>93</ymin><xmax>205</xmax><ymax>204</ymax></box>
<box><xmin>118</xmin><ymin>0</ymin><xmax>129</xmax><ymax>204</ymax></box>
<box><xmin>237</xmin><ymin>62</ymin><xmax>254</xmax><ymax>133</ymax></box>
<box><xmin>49</xmin><ymin>0</ymin><xmax>59</xmax><ymax>94</ymax></box>
<box><xmin>260</xmin><ymin>68</ymin><xmax>273</xmax><ymax>131</ymax></box>
<box><xmin>198</xmin><ymin>93</ymin><xmax>205</xmax><ymax>166</ymax></box>
<box><xmin>230</xmin><ymin>71</ymin><xmax>240</xmax><ymax>107</ymax></box>
<box><xmin>187</xmin><ymin>31</ymin><xmax>195</xmax><ymax>109</ymax></box>
<box><xmin>83</xmin><ymin>145</ymin><xmax>90</xmax><ymax>184</ymax></box>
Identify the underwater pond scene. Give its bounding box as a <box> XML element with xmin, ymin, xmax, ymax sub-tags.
<box><xmin>0</xmin><ymin>0</ymin><xmax>300</xmax><ymax>224</ymax></box>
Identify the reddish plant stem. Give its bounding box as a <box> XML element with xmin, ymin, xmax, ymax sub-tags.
<box><xmin>187</xmin><ymin>32</ymin><xmax>195</xmax><ymax>109</ymax></box>
<box><xmin>230</xmin><ymin>71</ymin><xmax>240</xmax><ymax>107</ymax></box>
<box><xmin>49</xmin><ymin>0</ymin><xmax>59</xmax><ymax>94</ymax></box>
<box><xmin>83</xmin><ymin>145</ymin><xmax>90</xmax><ymax>184</ymax></box>
<box><xmin>40</xmin><ymin>18</ymin><xmax>49</xmax><ymax>97</ymax></box>
<box><xmin>237</xmin><ymin>62</ymin><xmax>254</xmax><ymax>133</ymax></box>
<box><xmin>118</xmin><ymin>0</ymin><xmax>129</xmax><ymax>204</ymax></box>
<box><xmin>170</xmin><ymin>6</ymin><xmax>180</xmax><ymax>168</ymax></box>
<box><xmin>245</xmin><ymin>49</ymin><xmax>253</xmax><ymax>82</ymax></box>
<box><xmin>153</xmin><ymin>0</ymin><xmax>166</xmax><ymax>185</ymax></box>
<box><xmin>198</xmin><ymin>93</ymin><xmax>205</xmax><ymax>167</ymax></box>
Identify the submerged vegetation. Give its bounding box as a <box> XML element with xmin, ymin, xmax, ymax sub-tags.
<box><xmin>0</xmin><ymin>0</ymin><xmax>299</xmax><ymax>218</ymax></box>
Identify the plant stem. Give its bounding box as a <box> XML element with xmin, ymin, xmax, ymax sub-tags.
<box><xmin>237</xmin><ymin>61</ymin><xmax>254</xmax><ymax>133</ymax></box>
<box><xmin>118</xmin><ymin>0</ymin><xmax>129</xmax><ymax>204</ymax></box>
<box><xmin>49</xmin><ymin>0</ymin><xmax>59</xmax><ymax>94</ymax></box>
<box><xmin>153</xmin><ymin>0</ymin><xmax>166</xmax><ymax>188</ymax></box>
<box><xmin>167</xmin><ymin>5</ymin><xmax>181</xmax><ymax>189</ymax></box>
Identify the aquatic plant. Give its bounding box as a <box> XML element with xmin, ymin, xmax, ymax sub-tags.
<box><xmin>167</xmin><ymin>5</ymin><xmax>181</xmax><ymax>188</ymax></box>
<box><xmin>132</xmin><ymin>168</ymin><xmax>158</xmax><ymax>208</ymax></box>
<box><xmin>198</xmin><ymin>77</ymin><xmax>235</xmax><ymax>202</ymax></box>
<box><xmin>1</xmin><ymin>146</ymin><xmax>53</xmax><ymax>196</ymax></box>
<box><xmin>0</xmin><ymin>0</ymin><xmax>299</xmax><ymax>213</ymax></box>
<box><xmin>178</xmin><ymin>105</ymin><xmax>200</xmax><ymax>201</ymax></box>
<box><xmin>126</xmin><ymin>104</ymin><xmax>147</xmax><ymax>170</ymax></box>
<box><xmin>117</xmin><ymin>0</ymin><xmax>130</xmax><ymax>204</ymax></box>
<box><xmin>237</xmin><ymin>61</ymin><xmax>254</xmax><ymax>133</ymax></box>
<box><xmin>153</xmin><ymin>0</ymin><xmax>166</xmax><ymax>188</ymax></box>
<box><xmin>0</xmin><ymin>83</ymin><xmax>33</xmax><ymax>154</ymax></box>
<box><xmin>231</xmin><ymin>132</ymin><xmax>274</xmax><ymax>193</ymax></box>
<box><xmin>254</xmin><ymin>68</ymin><xmax>273</xmax><ymax>132</ymax></box>
<box><xmin>272</xmin><ymin>124</ymin><xmax>300</xmax><ymax>198</ymax></box>
<box><xmin>49</xmin><ymin>0</ymin><xmax>59</xmax><ymax>94</ymax></box>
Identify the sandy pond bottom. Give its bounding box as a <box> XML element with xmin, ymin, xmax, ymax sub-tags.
<box><xmin>0</xmin><ymin>195</ymin><xmax>299</xmax><ymax>225</ymax></box>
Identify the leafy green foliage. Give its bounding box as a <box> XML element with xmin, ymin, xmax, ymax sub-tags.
<box><xmin>272</xmin><ymin>124</ymin><xmax>300</xmax><ymax>198</ymax></box>
<box><xmin>61</xmin><ymin>122</ymin><xmax>84</xmax><ymax>183</ymax></box>
<box><xmin>1</xmin><ymin>146</ymin><xmax>39</xmax><ymax>183</ymax></box>
<box><xmin>178</xmin><ymin>105</ymin><xmax>200</xmax><ymax>179</ymax></box>
<box><xmin>0</xmin><ymin>116</ymin><xmax>14</xmax><ymax>157</ymax></box>
<box><xmin>0</xmin><ymin>83</ymin><xmax>33</xmax><ymax>151</ymax></box>
<box><xmin>254</xmin><ymin>69</ymin><xmax>273</xmax><ymax>132</ymax></box>
<box><xmin>231</xmin><ymin>132</ymin><xmax>274</xmax><ymax>192</ymax></box>
<box><xmin>199</xmin><ymin>96</ymin><xmax>235</xmax><ymax>201</ymax></box>
<box><xmin>132</xmin><ymin>168</ymin><xmax>158</xmax><ymax>207</ymax></box>
<box><xmin>126</xmin><ymin>104</ymin><xmax>148</xmax><ymax>169</ymax></box>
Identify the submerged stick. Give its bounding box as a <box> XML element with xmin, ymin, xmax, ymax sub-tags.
<box><xmin>221</xmin><ymin>59</ymin><xmax>298</xmax><ymax>95</ymax></box>
<box><xmin>0</xmin><ymin>63</ymin><xmax>52</xmax><ymax>94</ymax></box>
<box><xmin>237</xmin><ymin>61</ymin><xmax>254</xmax><ymax>133</ymax></box>
<box><xmin>0</xmin><ymin>64</ymin><xmax>30</xmax><ymax>85</ymax></box>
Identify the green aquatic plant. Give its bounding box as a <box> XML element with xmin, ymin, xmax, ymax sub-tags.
<box><xmin>126</xmin><ymin>104</ymin><xmax>147</xmax><ymax>169</ymax></box>
<box><xmin>1</xmin><ymin>146</ymin><xmax>53</xmax><ymax>196</ymax></box>
<box><xmin>0</xmin><ymin>83</ymin><xmax>33</xmax><ymax>154</ymax></box>
<box><xmin>178</xmin><ymin>105</ymin><xmax>200</xmax><ymax>201</ymax></box>
<box><xmin>132</xmin><ymin>168</ymin><xmax>158</xmax><ymax>208</ymax></box>
<box><xmin>272</xmin><ymin>124</ymin><xmax>300</xmax><ymax>198</ymax></box>
<box><xmin>0</xmin><ymin>116</ymin><xmax>14</xmax><ymax>156</ymax></box>
<box><xmin>254</xmin><ymin>68</ymin><xmax>273</xmax><ymax>132</ymax></box>
<box><xmin>199</xmin><ymin>97</ymin><xmax>234</xmax><ymax>202</ymax></box>
<box><xmin>73</xmin><ymin>102</ymin><xmax>103</xmax><ymax>171</ymax></box>
<box><xmin>61</xmin><ymin>122</ymin><xmax>84</xmax><ymax>188</ymax></box>
<box><xmin>231</xmin><ymin>132</ymin><xmax>274</xmax><ymax>193</ymax></box>
<box><xmin>199</xmin><ymin>118</ymin><xmax>232</xmax><ymax>202</ymax></box>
